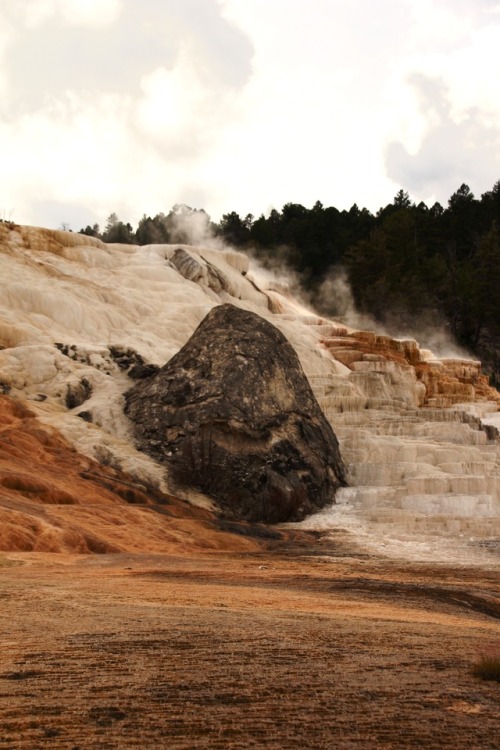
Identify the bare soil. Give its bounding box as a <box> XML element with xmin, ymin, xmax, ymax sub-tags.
<box><xmin>1</xmin><ymin>533</ymin><xmax>499</xmax><ymax>749</ymax></box>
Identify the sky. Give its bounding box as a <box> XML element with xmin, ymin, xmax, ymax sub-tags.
<box><xmin>1</xmin><ymin>0</ymin><xmax>500</xmax><ymax>231</ymax></box>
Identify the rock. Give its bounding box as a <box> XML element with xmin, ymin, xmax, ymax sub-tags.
<box><xmin>108</xmin><ymin>346</ymin><xmax>160</xmax><ymax>380</ymax></box>
<box><xmin>76</xmin><ymin>410</ymin><xmax>93</xmax><ymax>423</ymax></box>
<box><xmin>128</xmin><ymin>363</ymin><xmax>159</xmax><ymax>380</ymax></box>
<box><xmin>169</xmin><ymin>247</ymin><xmax>229</xmax><ymax>294</ymax></box>
<box><xmin>65</xmin><ymin>378</ymin><xmax>92</xmax><ymax>409</ymax></box>
<box><xmin>125</xmin><ymin>304</ymin><xmax>346</xmax><ymax>523</ymax></box>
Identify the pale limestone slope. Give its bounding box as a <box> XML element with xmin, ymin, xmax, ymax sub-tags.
<box><xmin>1</xmin><ymin>222</ymin><xmax>499</xmax><ymax>560</ymax></box>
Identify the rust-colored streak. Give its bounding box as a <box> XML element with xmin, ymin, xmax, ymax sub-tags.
<box><xmin>0</xmin><ymin>395</ymin><xmax>260</xmax><ymax>554</ymax></box>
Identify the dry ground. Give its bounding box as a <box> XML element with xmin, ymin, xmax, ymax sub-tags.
<box><xmin>1</xmin><ymin>534</ymin><xmax>499</xmax><ymax>750</ymax></box>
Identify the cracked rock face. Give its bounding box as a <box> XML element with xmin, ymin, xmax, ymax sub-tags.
<box><xmin>125</xmin><ymin>304</ymin><xmax>346</xmax><ymax>523</ymax></box>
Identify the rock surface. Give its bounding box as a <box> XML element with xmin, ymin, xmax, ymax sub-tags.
<box><xmin>125</xmin><ymin>304</ymin><xmax>346</xmax><ymax>523</ymax></box>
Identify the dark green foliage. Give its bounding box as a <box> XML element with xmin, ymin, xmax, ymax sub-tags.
<box><xmin>470</xmin><ymin>224</ymin><xmax>500</xmax><ymax>337</ymax></box>
<box><xmin>80</xmin><ymin>223</ymin><xmax>100</xmax><ymax>237</ymax></box>
<box><xmin>135</xmin><ymin>213</ymin><xmax>169</xmax><ymax>245</ymax></box>
<box><xmin>102</xmin><ymin>213</ymin><xmax>135</xmax><ymax>244</ymax></box>
<box><xmin>217</xmin><ymin>211</ymin><xmax>253</xmax><ymax>246</ymax></box>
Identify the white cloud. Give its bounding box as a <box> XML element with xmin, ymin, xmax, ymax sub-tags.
<box><xmin>1</xmin><ymin>0</ymin><xmax>500</xmax><ymax>228</ymax></box>
<box><xmin>3</xmin><ymin>0</ymin><xmax>122</xmax><ymax>29</ymax></box>
<box><xmin>135</xmin><ymin>41</ymin><xmax>240</xmax><ymax>159</ymax></box>
<box><xmin>0</xmin><ymin>93</ymin><xmax>134</xmax><ymax>224</ymax></box>
<box><xmin>6</xmin><ymin>1</ymin><xmax>56</xmax><ymax>30</ymax></box>
<box><xmin>57</xmin><ymin>0</ymin><xmax>122</xmax><ymax>28</ymax></box>
<box><xmin>385</xmin><ymin>74</ymin><xmax>500</xmax><ymax>202</ymax></box>
<box><xmin>381</xmin><ymin>0</ymin><xmax>500</xmax><ymax>202</ymax></box>
<box><xmin>0</xmin><ymin>0</ymin><xmax>253</xmax><ymax>227</ymax></box>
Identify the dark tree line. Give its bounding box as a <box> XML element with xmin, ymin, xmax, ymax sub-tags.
<box><xmin>216</xmin><ymin>182</ymin><xmax>500</xmax><ymax>380</ymax></box>
<box><xmin>80</xmin><ymin>205</ymin><xmax>214</xmax><ymax>246</ymax></box>
<box><xmin>80</xmin><ymin>180</ymin><xmax>500</xmax><ymax>382</ymax></box>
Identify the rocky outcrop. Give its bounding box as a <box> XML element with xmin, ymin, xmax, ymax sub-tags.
<box><xmin>169</xmin><ymin>247</ymin><xmax>230</xmax><ymax>294</ymax></box>
<box><xmin>320</xmin><ymin>326</ymin><xmax>500</xmax><ymax>409</ymax></box>
<box><xmin>125</xmin><ymin>304</ymin><xmax>346</xmax><ymax>523</ymax></box>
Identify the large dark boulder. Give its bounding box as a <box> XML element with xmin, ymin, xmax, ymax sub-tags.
<box><xmin>124</xmin><ymin>304</ymin><xmax>346</xmax><ymax>523</ymax></box>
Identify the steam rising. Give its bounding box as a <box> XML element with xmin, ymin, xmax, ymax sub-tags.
<box><xmin>175</xmin><ymin>207</ymin><xmax>478</xmax><ymax>363</ymax></box>
<box><xmin>314</xmin><ymin>269</ymin><xmax>381</xmax><ymax>332</ymax></box>
<box><xmin>315</xmin><ymin>268</ymin><xmax>473</xmax><ymax>360</ymax></box>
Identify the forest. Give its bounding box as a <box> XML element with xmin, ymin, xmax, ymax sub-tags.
<box><xmin>80</xmin><ymin>180</ymin><xmax>500</xmax><ymax>383</ymax></box>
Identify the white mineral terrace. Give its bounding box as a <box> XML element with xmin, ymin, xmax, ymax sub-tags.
<box><xmin>1</xmin><ymin>224</ymin><xmax>499</xmax><ymax>565</ymax></box>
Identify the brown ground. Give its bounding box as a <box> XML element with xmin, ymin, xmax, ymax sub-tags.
<box><xmin>1</xmin><ymin>539</ymin><xmax>499</xmax><ymax>750</ymax></box>
<box><xmin>1</xmin><ymin>396</ymin><xmax>499</xmax><ymax>748</ymax></box>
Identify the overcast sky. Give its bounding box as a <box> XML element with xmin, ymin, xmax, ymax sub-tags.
<box><xmin>1</xmin><ymin>0</ymin><xmax>500</xmax><ymax>230</ymax></box>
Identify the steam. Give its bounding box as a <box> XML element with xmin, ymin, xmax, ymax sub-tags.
<box><xmin>313</xmin><ymin>269</ymin><xmax>381</xmax><ymax>332</ymax></box>
<box><xmin>315</xmin><ymin>267</ymin><xmax>473</xmax><ymax>360</ymax></box>
<box><xmin>160</xmin><ymin>210</ymin><xmax>476</xmax><ymax>362</ymax></box>
<box><xmin>408</xmin><ymin>326</ymin><xmax>473</xmax><ymax>361</ymax></box>
<box><xmin>247</xmin><ymin>252</ymin><xmax>307</xmax><ymax>302</ymax></box>
<box><xmin>164</xmin><ymin>205</ymin><xmax>213</xmax><ymax>246</ymax></box>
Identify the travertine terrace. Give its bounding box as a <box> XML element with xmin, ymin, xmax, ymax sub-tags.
<box><xmin>0</xmin><ymin>224</ymin><xmax>499</xmax><ymax>748</ymax></box>
<box><xmin>1</xmin><ymin>222</ymin><xmax>499</xmax><ymax>557</ymax></box>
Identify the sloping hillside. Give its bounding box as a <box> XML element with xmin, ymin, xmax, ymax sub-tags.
<box><xmin>1</xmin><ymin>222</ymin><xmax>499</xmax><ymax>561</ymax></box>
